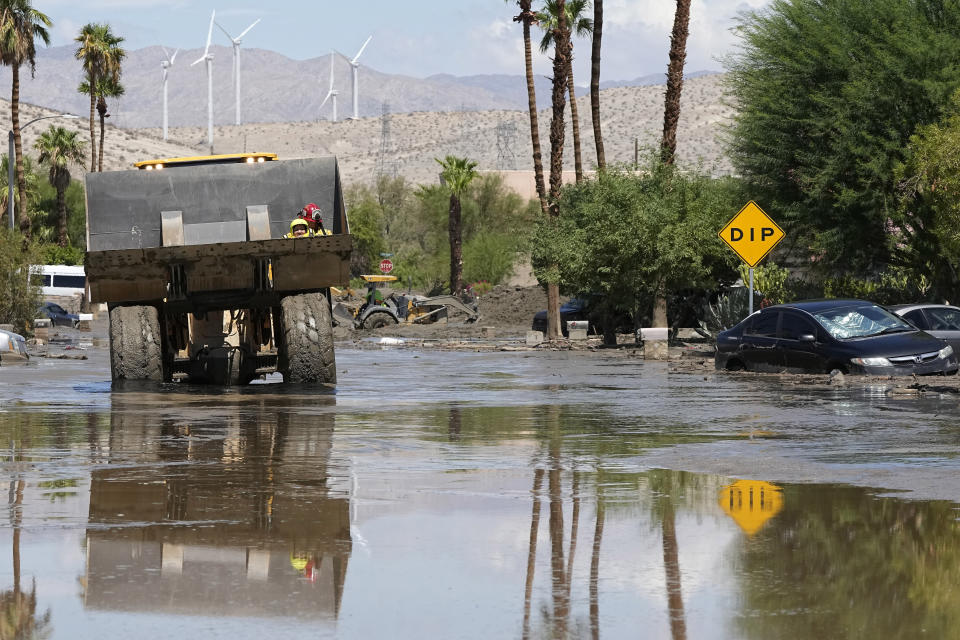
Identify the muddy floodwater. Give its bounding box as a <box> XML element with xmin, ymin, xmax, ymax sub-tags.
<box><xmin>2</xmin><ymin>344</ymin><xmax>960</xmax><ymax>639</ymax></box>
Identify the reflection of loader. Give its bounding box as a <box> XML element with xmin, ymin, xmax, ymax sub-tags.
<box><xmin>332</xmin><ymin>275</ymin><xmax>480</xmax><ymax>329</ymax></box>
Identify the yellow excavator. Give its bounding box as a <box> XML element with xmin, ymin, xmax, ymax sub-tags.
<box><xmin>332</xmin><ymin>275</ymin><xmax>480</xmax><ymax>329</ymax></box>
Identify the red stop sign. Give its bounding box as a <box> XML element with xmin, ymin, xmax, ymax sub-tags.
<box><xmin>379</xmin><ymin>258</ymin><xmax>394</xmax><ymax>273</ymax></box>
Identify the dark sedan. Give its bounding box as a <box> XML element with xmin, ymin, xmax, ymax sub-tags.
<box><xmin>532</xmin><ymin>298</ymin><xmax>632</xmax><ymax>336</ymax></box>
<box><xmin>715</xmin><ymin>299</ymin><xmax>958</xmax><ymax>375</ymax></box>
<box><xmin>889</xmin><ymin>303</ymin><xmax>960</xmax><ymax>355</ymax></box>
<box><xmin>38</xmin><ymin>301</ymin><xmax>79</xmax><ymax>328</ymax></box>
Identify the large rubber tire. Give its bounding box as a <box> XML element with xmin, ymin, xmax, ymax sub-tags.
<box><xmin>278</xmin><ymin>293</ymin><xmax>336</xmax><ymax>384</ymax></box>
<box><xmin>109</xmin><ymin>305</ymin><xmax>164</xmax><ymax>382</ymax></box>
<box><xmin>363</xmin><ymin>311</ymin><xmax>396</xmax><ymax>330</ymax></box>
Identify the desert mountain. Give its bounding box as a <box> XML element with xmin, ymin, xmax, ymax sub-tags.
<box><xmin>0</xmin><ymin>45</ymin><xmax>722</xmax><ymax>129</ymax></box>
<box><xmin>0</xmin><ymin>74</ymin><xmax>733</xmax><ymax>187</ymax></box>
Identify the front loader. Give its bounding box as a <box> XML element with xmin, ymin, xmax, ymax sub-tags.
<box><xmin>84</xmin><ymin>154</ymin><xmax>352</xmax><ymax>385</ymax></box>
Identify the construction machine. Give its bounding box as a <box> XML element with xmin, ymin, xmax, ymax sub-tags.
<box><xmin>84</xmin><ymin>153</ymin><xmax>351</xmax><ymax>385</ymax></box>
<box><xmin>333</xmin><ymin>275</ymin><xmax>480</xmax><ymax>329</ymax></box>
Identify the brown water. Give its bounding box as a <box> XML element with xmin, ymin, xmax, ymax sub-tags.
<box><xmin>1</xmin><ymin>347</ymin><xmax>959</xmax><ymax>639</ymax></box>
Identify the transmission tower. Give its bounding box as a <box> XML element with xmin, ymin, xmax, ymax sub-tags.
<box><xmin>377</xmin><ymin>101</ymin><xmax>399</xmax><ymax>179</ymax></box>
<box><xmin>495</xmin><ymin>120</ymin><xmax>517</xmax><ymax>170</ymax></box>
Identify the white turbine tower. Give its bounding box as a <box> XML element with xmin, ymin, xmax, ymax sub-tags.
<box><xmin>347</xmin><ymin>35</ymin><xmax>372</xmax><ymax>120</ymax></box>
<box><xmin>319</xmin><ymin>51</ymin><xmax>338</xmax><ymax>122</ymax></box>
<box><xmin>191</xmin><ymin>10</ymin><xmax>216</xmax><ymax>155</ymax></box>
<box><xmin>160</xmin><ymin>46</ymin><xmax>178</xmax><ymax>141</ymax></box>
<box><xmin>215</xmin><ymin>17</ymin><xmax>260</xmax><ymax>126</ymax></box>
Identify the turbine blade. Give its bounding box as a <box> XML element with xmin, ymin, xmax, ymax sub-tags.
<box><xmin>204</xmin><ymin>10</ymin><xmax>215</xmax><ymax>55</ymax></box>
<box><xmin>215</xmin><ymin>20</ymin><xmax>234</xmax><ymax>41</ymax></box>
<box><xmin>170</xmin><ymin>48</ymin><xmax>179</xmax><ymax>65</ymax></box>
<box><xmin>319</xmin><ymin>91</ymin><xmax>332</xmax><ymax>110</ymax></box>
<box><xmin>190</xmin><ymin>54</ymin><xmax>206</xmax><ymax>66</ymax></box>
<box><xmin>351</xmin><ymin>35</ymin><xmax>372</xmax><ymax>64</ymax></box>
<box><xmin>328</xmin><ymin>51</ymin><xmax>335</xmax><ymax>90</ymax></box>
<box><xmin>161</xmin><ymin>44</ymin><xmax>172</xmax><ymax>63</ymax></box>
<box><xmin>237</xmin><ymin>18</ymin><xmax>260</xmax><ymax>40</ymax></box>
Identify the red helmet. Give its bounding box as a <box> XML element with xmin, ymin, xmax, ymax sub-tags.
<box><xmin>301</xmin><ymin>203</ymin><xmax>320</xmax><ymax>220</ymax></box>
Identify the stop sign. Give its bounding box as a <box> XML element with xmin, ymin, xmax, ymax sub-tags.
<box><xmin>379</xmin><ymin>258</ymin><xmax>394</xmax><ymax>274</ymax></box>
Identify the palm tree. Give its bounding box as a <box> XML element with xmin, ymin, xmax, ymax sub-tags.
<box><xmin>34</xmin><ymin>126</ymin><xmax>85</xmax><ymax>247</ymax></box>
<box><xmin>590</xmin><ymin>0</ymin><xmax>605</xmax><ymax>170</ymax></box>
<box><xmin>546</xmin><ymin>0</ymin><xmax>571</xmax><ymax>340</ymax></box>
<box><xmin>80</xmin><ymin>75</ymin><xmax>124</xmax><ymax>172</ymax></box>
<box><xmin>0</xmin><ymin>0</ymin><xmax>51</xmax><ymax>239</ymax></box>
<box><xmin>436</xmin><ymin>155</ymin><xmax>478</xmax><ymax>295</ymax></box>
<box><xmin>661</xmin><ymin>0</ymin><xmax>691</xmax><ymax>165</ymax></box>
<box><xmin>538</xmin><ymin>0</ymin><xmax>591</xmax><ymax>183</ymax></box>
<box><xmin>507</xmin><ymin>1</ymin><xmax>548</xmax><ymax>215</ymax></box>
<box><xmin>75</xmin><ymin>23</ymin><xmax>125</xmax><ymax>172</ymax></box>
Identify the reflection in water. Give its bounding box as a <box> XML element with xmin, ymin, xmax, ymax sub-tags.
<box><xmin>2</xmin><ymin>443</ymin><xmax>52</xmax><ymax>639</ymax></box>
<box><xmin>83</xmin><ymin>398</ymin><xmax>351</xmax><ymax>621</ymax></box>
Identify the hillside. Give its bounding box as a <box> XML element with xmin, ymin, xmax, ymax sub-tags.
<box><xmin>0</xmin><ymin>74</ymin><xmax>734</xmax><ymax>186</ymax></box>
<box><xmin>0</xmin><ymin>44</ymin><xmax>719</xmax><ymax>128</ymax></box>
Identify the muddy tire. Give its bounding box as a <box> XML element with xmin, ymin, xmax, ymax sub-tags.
<box><xmin>109</xmin><ymin>305</ymin><xmax>164</xmax><ymax>382</ymax></box>
<box><xmin>277</xmin><ymin>293</ymin><xmax>336</xmax><ymax>384</ymax></box>
<box><xmin>363</xmin><ymin>311</ymin><xmax>396</xmax><ymax>330</ymax></box>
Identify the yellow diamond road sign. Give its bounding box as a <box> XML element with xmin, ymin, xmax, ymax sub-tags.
<box><xmin>719</xmin><ymin>201</ymin><xmax>785</xmax><ymax>267</ymax></box>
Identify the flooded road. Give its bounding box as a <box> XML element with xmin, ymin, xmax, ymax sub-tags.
<box><xmin>2</xmin><ymin>346</ymin><xmax>960</xmax><ymax>639</ymax></box>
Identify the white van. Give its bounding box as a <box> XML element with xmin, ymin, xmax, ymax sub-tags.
<box><xmin>35</xmin><ymin>265</ymin><xmax>86</xmax><ymax>297</ymax></box>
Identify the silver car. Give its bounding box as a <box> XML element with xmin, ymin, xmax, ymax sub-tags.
<box><xmin>889</xmin><ymin>304</ymin><xmax>960</xmax><ymax>354</ymax></box>
<box><xmin>0</xmin><ymin>329</ymin><xmax>29</xmax><ymax>364</ymax></box>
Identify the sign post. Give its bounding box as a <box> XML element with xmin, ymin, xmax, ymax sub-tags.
<box><xmin>718</xmin><ymin>201</ymin><xmax>785</xmax><ymax>314</ymax></box>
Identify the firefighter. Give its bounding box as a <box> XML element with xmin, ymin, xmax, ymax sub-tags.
<box><xmin>300</xmin><ymin>202</ymin><xmax>331</xmax><ymax>236</ymax></box>
<box><xmin>285</xmin><ymin>218</ymin><xmax>310</xmax><ymax>238</ymax></box>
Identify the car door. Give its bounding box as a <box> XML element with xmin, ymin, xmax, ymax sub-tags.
<box><xmin>778</xmin><ymin>311</ymin><xmax>826</xmax><ymax>373</ymax></box>
<box><xmin>739</xmin><ymin>310</ymin><xmax>780</xmax><ymax>371</ymax></box>
<box><xmin>919</xmin><ymin>307</ymin><xmax>960</xmax><ymax>354</ymax></box>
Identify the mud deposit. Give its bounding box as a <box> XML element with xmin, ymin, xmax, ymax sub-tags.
<box><xmin>1</xmin><ymin>342</ymin><xmax>960</xmax><ymax>639</ymax></box>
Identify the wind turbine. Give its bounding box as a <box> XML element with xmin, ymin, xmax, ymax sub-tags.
<box><xmin>160</xmin><ymin>46</ymin><xmax>178</xmax><ymax>141</ymax></box>
<box><xmin>215</xmin><ymin>16</ymin><xmax>260</xmax><ymax>126</ymax></box>
<box><xmin>319</xmin><ymin>51</ymin><xmax>338</xmax><ymax>122</ymax></box>
<box><xmin>191</xmin><ymin>10</ymin><xmax>215</xmax><ymax>155</ymax></box>
<box><xmin>346</xmin><ymin>35</ymin><xmax>372</xmax><ymax>120</ymax></box>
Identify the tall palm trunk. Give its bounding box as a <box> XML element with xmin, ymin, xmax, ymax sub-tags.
<box><xmin>448</xmin><ymin>193</ymin><xmax>463</xmax><ymax>295</ymax></box>
<box><xmin>87</xmin><ymin>72</ymin><xmax>97</xmax><ymax>171</ymax></box>
<box><xmin>661</xmin><ymin>0</ymin><xmax>691</xmax><ymax>165</ymax></box>
<box><xmin>518</xmin><ymin>2</ymin><xmax>548</xmax><ymax>215</ymax></box>
<box><xmin>97</xmin><ymin>95</ymin><xmax>107</xmax><ymax>172</ymax></box>
<box><xmin>547</xmin><ymin>0</ymin><xmax>572</xmax><ymax>340</ymax></box>
<box><xmin>521</xmin><ymin>468</ymin><xmax>544</xmax><ymax>640</ymax></box>
<box><xmin>590</xmin><ymin>0</ymin><xmax>606</xmax><ymax>170</ymax></box>
<box><xmin>548</xmin><ymin>467</ymin><xmax>569</xmax><ymax>638</ymax></box>
<box><xmin>589</xmin><ymin>482</ymin><xmax>605</xmax><ymax>640</ymax></box>
<box><xmin>661</xmin><ymin>497</ymin><xmax>688</xmax><ymax>640</ymax></box>
<box><xmin>11</xmin><ymin>64</ymin><xmax>28</xmax><ymax>239</ymax></box>
<box><xmin>56</xmin><ymin>182</ymin><xmax>67</xmax><ymax>247</ymax></box>
<box><xmin>567</xmin><ymin>66</ymin><xmax>583</xmax><ymax>182</ymax></box>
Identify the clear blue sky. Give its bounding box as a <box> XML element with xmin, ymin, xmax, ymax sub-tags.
<box><xmin>41</xmin><ymin>0</ymin><xmax>772</xmax><ymax>80</ymax></box>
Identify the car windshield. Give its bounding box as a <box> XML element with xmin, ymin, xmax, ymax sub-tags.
<box><xmin>813</xmin><ymin>304</ymin><xmax>914</xmax><ymax>339</ymax></box>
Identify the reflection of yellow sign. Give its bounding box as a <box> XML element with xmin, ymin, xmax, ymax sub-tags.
<box><xmin>719</xmin><ymin>479</ymin><xmax>783</xmax><ymax>536</ymax></box>
<box><xmin>718</xmin><ymin>201</ymin><xmax>785</xmax><ymax>267</ymax></box>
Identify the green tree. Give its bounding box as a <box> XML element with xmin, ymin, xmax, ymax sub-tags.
<box><xmin>725</xmin><ymin>0</ymin><xmax>960</xmax><ymax>274</ymax></box>
<box><xmin>538</xmin><ymin>0</ymin><xmax>592</xmax><ymax>183</ymax></box>
<box><xmin>34</xmin><ymin>125</ymin><xmax>85</xmax><ymax>247</ymax></box>
<box><xmin>531</xmin><ymin>159</ymin><xmax>740</xmax><ymax>343</ymax></box>
<box><xmin>436</xmin><ymin>156</ymin><xmax>478</xmax><ymax>295</ymax></box>
<box><xmin>0</xmin><ymin>227</ymin><xmax>40</xmax><ymax>334</ymax></box>
<box><xmin>75</xmin><ymin>23</ymin><xmax>124</xmax><ymax>172</ymax></box>
<box><xmin>0</xmin><ymin>0</ymin><xmax>50</xmax><ymax>238</ymax></box>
